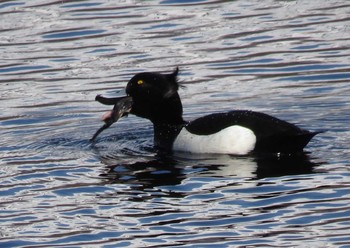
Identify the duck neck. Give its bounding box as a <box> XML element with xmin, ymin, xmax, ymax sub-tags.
<box><xmin>153</xmin><ymin>122</ymin><xmax>186</xmax><ymax>151</ymax></box>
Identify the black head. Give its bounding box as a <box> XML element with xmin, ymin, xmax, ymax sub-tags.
<box><xmin>126</xmin><ymin>68</ymin><xmax>184</xmax><ymax>125</ymax></box>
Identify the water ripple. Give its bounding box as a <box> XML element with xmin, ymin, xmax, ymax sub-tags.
<box><xmin>1</xmin><ymin>0</ymin><xmax>350</xmax><ymax>247</ymax></box>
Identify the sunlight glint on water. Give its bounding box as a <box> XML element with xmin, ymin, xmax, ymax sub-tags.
<box><xmin>0</xmin><ymin>0</ymin><xmax>350</xmax><ymax>247</ymax></box>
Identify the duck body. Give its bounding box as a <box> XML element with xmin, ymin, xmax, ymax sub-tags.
<box><xmin>95</xmin><ymin>68</ymin><xmax>320</xmax><ymax>155</ymax></box>
<box><xmin>153</xmin><ymin>110</ymin><xmax>319</xmax><ymax>155</ymax></box>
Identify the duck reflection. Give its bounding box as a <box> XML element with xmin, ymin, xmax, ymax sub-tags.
<box><xmin>98</xmin><ymin>151</ymin><xmax>321</xmax><ymax>188</ymax></box>
<box><xmin>100</xmin><ymin>155</ymin><xmax>184</xmax><ymax>187</ymax></box>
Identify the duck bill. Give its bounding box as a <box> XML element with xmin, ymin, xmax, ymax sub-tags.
<box><xmin>91</xmin><ymin>95</ymin><xmax>133</xmax><ymax>141</ymax></box>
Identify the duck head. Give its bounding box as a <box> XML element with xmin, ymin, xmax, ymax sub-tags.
<box><xmin>92</xmin><ymin>68</ymin><xmax>185</xmax><ymax>141</ymax></box>
<box><xmin>126</xmin><ymin>67</ymin><xmax>184</xmax><ymax>124</ymax></box>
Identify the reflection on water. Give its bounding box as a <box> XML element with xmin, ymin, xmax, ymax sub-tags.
<box><xmin>1</xmin><ymin>0</ymin><xmax>350</xmax><ymax>247</ymax></box>
<box><xmin>100</xmin><ymin>153</ymin><xmax>319</xmax><ymax>189</ymax></box>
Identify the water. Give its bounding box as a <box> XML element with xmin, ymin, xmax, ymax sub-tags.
<box><xmin>1</xmin><ymin>0</ymin><xmax>350</xmax><ymax>247</ymax></box>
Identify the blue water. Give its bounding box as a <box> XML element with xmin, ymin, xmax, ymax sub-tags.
<box><xmin>1</xmin><ymin>0</ymin><xmax>350</xmax><ymax>247</ymax></box>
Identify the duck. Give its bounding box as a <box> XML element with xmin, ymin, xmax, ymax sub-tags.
<box><xmin>93</xmin><ymin>68</ymin><xmax>321</xmax><ymax>155</ymax></box>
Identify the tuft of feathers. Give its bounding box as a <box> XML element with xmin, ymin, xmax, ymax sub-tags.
<box><xmin>164</xmin><ymin>67</ymin><xmax>185</xmax><ymax>98</ymax></box>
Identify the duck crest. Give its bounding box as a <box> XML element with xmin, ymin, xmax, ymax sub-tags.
<box><xmin>163</xmin><ymin>67</ymin><xmax>180</xmax><ymax>98</ymax></box>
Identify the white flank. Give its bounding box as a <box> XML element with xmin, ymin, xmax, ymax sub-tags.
<box><xmin>173</xmin><ymin>125</ymin><xmax>256</xmax><ymax>155</ymax></box>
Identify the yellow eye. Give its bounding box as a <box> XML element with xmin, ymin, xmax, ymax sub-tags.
<box><xmin>137</xmin><ymin>80</ymin><xmax>143</xmax><ymax>85</ymax></box>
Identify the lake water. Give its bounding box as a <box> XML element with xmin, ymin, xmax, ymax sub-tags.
<box><xmin>1</xmin><ymin>0</ymin><xmax>350</xmax><ymax>247</ymax></box>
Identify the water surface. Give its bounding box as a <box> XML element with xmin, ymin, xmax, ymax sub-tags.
<box><xmin>1</xmin><ymin>0</ymin><xmax>350</xmax><ymax>247</ymax></box>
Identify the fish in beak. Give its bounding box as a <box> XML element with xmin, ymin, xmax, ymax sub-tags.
<box><xmin>91</xmin><ymin>95</ymin><xmax>133</xmax><ymax>141</ymax></box>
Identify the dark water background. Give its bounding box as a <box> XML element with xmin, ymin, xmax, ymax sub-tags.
<box><xmin>1</xmin><ymin>0</ymin><xmax>350</xmax><ymax>247</ymax></box>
